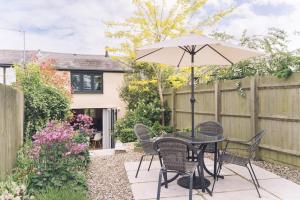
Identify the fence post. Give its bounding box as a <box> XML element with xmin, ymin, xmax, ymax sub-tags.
<box><xmin>171</xmin><ymin>88</ymin><xmax>177</xmax><ymax>129</ymax></box>
<box><xmin>250</xmin><ymin>76</ymin><xmax>259</xmax><ymax>158</ymax></box>
<box><xmin>214</xmin><ymin>80</ymin><xmax>221</xmax><ymax>122</ymax></box>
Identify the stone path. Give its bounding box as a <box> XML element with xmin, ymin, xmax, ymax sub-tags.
<box><xmin>125</xmin><ymin>159</ymin><xmax>300</xmax><ymax>200</ymax></box>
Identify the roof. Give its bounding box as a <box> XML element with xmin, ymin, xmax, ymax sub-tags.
<box><xmin>0</xmin><ymin>50</ymin><xmax>127</xmax><ymax>72</ymax></box>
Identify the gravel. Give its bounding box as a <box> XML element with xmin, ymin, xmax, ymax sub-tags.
<box><xmin>87</xmin><ymin>151</ymin><xmax>144</xmax><ymax>200</ymax></box>
<box><xmin>252</xmin><ymin>160</ymin><xmax>300</xmax><ymax>184</ymax></box>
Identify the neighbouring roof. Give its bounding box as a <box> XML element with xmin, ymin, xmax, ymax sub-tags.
<box><xmin>0</xmin><ymin>49</ymin><xmax>127</xmax><ymax>72</ymax></box>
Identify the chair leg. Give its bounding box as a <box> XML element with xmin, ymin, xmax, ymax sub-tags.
<box><xmin>189</xmin><ymin>174</ymin><xmax>193</xmax><ymax>200</ymax></box>
<box><xmin>157</xmin><ymin>169</ymin><xmax>163</xmax><ymax>200</ymax></box>
<box><xmin>135</xmin><ymin>155</ymin><xmax>145</xmax><ymax>178</ymax></box>
<box><xmin>249</xmin><ymin>162</ymin><xmax>260</xmax><ymax>187</ymax></box>
<box><xmin>212</xmin><ymin>161</ymin><xmax>222</xmax><ymax>193</ymax></box>
<box><xmin>246</xmin><ymin>165</ymin><xmax>261</xmax><ymax>198</ymax></box>
<box><xmin>163</xmin><ymin>171</ymin><xmax>168</xmax><ymax>188</ymax></box>
<box><xmin>158</xmin><ymin>155</ymin><xmax>163</xmax><ymax>167</ymax></box>
<box><xmin>216</xmin><ymin>161</ymin><xmax>223</xmax><ymax>181</ymax></box>
<box><xmin>199</xmin><ymin>161</ymin><xmax>205</xmax><ymax>193</ymax></box>
<box><xmin>148</xmin><ymin>155</ymin><xmax>154</xmax><ymax>171</ymax></box>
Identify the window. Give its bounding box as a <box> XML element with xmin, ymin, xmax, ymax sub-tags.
<box><xmin>71</xmin><ymin>71</ymin><xmax>103</xmax><ymax>93</ymax></box>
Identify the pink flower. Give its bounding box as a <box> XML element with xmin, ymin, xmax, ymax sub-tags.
<box><xmin>72</xmin><ymin>114</ymin><xmax>94</xmax><ymax>136</ymax></box>
<box><xmin>32</xmin><ymin>121</ymin><xmax>73</xmax><ymax>145</ymax></box>
<box><xmin>69</xmin><ymin>142</ymin><xmax>89</xmax><ymax>154</ymax></box>
<box><xmin>31</xmin><ymin>121</ymin><xmax>90</xmax><ymax>160</ymax></box>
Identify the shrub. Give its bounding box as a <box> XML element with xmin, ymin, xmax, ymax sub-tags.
<box><xmin>0</xmin><ymin>178</ymin><xmax>33</xmax><ymax>200</ymax></box>
<box><xmin>12</xmin><ymin>141</ymin><xmax>34</xmax><ymax>184</ymax></box>
<box><xmin>34</xmin><ymin>185</ymin><xmax>87</xmax><ymax>200</ymax></box>
<box><xmin>114</xmin><ymin>104</ymin><xmax>173</xmax><ymax>143</ymax></box>
<box><xmin>150</xmin><ymin>121</ymin><xmax>173</xmax><ymax>137</ymax></box>
<box><xmin>15</xmin><ymin>62</ymin><xmax>71</xmax><ymax>139</ymax></box>
<box><xmin>26</xmin><ymin>121</ymin><xmax>89</xmax><ymax>192</ymax></box>
<box><xmin>114</xmin><ymin>107</ymin><xmax>152</xmax><ymax>143</ymax></box>
<box><xmin>117</xmin><ymin>128</ymin><xmax>136</xmax><ymax>143</ymax></box>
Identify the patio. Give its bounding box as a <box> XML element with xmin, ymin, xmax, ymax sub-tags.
<box><xmin>125</xmin><ymin>159</ymin><xmax>300</xmax><ymax>200</ymax></box>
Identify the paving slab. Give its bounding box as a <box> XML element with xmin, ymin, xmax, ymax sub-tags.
<box><xmin>204</xmin><ymin>165</ymin><xmax>235</xmax><ymax>177</ymax></box>
<box><xmin>203</xmin><ymin>158</ymin><xmax>214</xmax><ymax>165</ymax></box>
<box><xmin>125</xmin><ymin>161</ymin><xmax>300</xmax><ymax>200</ymax></box>
<box><xmin>131</xmin><ymin>181</ymin><xmax>198</xmax><ymax>200</ymax></box>
<box><xmin>147</xmin><ymin>195</ymin><xmax>204</xmax><ymax>200</ymax></box>
<box><xmin>203</xmin><ymin>189</ymin><xmax>279</xmax><ymax>200</ymax></box>
<box><xmin>127</xmin><ymin>169</ymin><xmax>160</xmax><ymax>183</ymax></box>
<box><xmin>259</xmin><ymin>178</ymin><xmax>300</xmax><ymax>199</ymax></box>
<box><xmin>124</xmin><ymin>160</ymin><xmax>161</xmax><ymax>172</ymax></box>
<box><xmin>202</xmin><ymin>175</ymin><xmax>255</xmax><ymax>193</ymax></box>
<box><xmin>225</xmin><ymin>164</ymin><xmax>280</xmax><ymax>180</ymax></box>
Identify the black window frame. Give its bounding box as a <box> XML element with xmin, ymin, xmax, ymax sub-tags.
<box><xmin>71</xmin><ymin>71</ymin><xmax>103</xmax><ymax>94</ymax></box>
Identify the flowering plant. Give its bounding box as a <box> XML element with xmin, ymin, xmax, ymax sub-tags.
<box><xmin>28</xmin><ymin>121</ymin><xmax>91</xmax><ymax>192</ymax></box>
<box><xmin>0</xmin><ymin>179</ymin><xmax>33</xmax><ymax>200</ymax></box>
<box><xmin>72</xmin><ymin>114</ymin><xmax>94</xmax><ymax>136</ymax></box>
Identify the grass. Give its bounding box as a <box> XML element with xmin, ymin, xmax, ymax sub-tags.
<box><xmin>34</xmin><ymin>186</ymin><xmax>87</xmax><ymax>200</ymax></box>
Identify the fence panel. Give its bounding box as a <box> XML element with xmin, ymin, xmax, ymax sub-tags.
<box><xmin>163</xmin><ymin>73</ymin><xmax>300</xmax><ymax>167</ymax></box>
<box><xmin>0</xmin><ymin>84</ymin><xmax>23</xmax><ymax>180</ymax></box>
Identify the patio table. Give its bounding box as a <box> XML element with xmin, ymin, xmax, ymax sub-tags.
<box><xmin>160</xmin><ymin>131</ymin><xmax>224</xmax><ymax>194</ymax></box>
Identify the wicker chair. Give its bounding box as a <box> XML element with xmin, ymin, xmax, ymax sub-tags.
<box><xmin>195</xmin><ymin>121</ymin><xmax>223</xmax><ymax>154</ymax></box>
<box><xmin>194</xmin><ymin>121</ymin><xmax>223</xmax><ymax>178</ymax></box>
<box><xmin>212</xmin><ymin>130</ymin><xmax>266</xmax><ymax>198</ymax></box>
<box><xmin>153</xmin><ymin>137</ymin><xmax>199</xmax><ymax>200</ymax></box>
<box><xmin>134</xmin><ymin>124</ymin><xmax>162</xmax><ymax>178</ymax></box>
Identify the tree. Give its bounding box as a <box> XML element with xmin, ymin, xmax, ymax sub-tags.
<box><xmin>105</xmin><ymin>0</ymin><xmax>233</xmax><ymax>124</ymax></box>
<box><xmin>14</xmin><ymin>61</ymin><xmax>71</xmax><ymax>139</ymax></box>
<box><xmin>206</xmin><ymin>28</ymin><xmax>300</xmax><ymax>81</ymax></box>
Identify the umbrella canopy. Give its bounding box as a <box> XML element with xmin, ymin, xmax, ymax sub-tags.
<box><xmin>136</xmin><ymin>34</ymin><xmax>263</xmax><ymax>138</ymax></box>
<box><xmin>136</xmin><ymin>34</ymin><xmax>263</xmax><ymax>67</ymax></box>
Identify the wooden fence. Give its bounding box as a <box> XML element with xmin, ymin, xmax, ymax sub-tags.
<box><xmin>0</xmin><ymin>83</ymin><xmax>24</xmax><ymax>180</ymax></box>
<box><xmin>163</xmin><ymin>72</ymin><xmax>300</xmax><ymax>168</ymax></box>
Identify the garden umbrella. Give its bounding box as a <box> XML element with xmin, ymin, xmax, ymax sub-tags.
<box><xmin>136</xmin><ymin>34</ymin><xmax>263</xmax><ymax>138</ymax></box>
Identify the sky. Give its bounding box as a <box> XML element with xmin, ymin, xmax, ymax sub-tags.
<box><xmin>0</xmin><ymin>0</ymin><xmax>299</xmax><ymax>55</ymax></box>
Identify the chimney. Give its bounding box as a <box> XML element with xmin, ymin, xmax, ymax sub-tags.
<box><xmin>105</xmin><ymin>46</ymin><xmax>109</xmax><ymax>58</ymax></box>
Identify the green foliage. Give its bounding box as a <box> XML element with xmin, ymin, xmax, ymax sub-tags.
<box><xmin>150</xmin><ymin>121</ymin><xmax>173</xmax><ymax>137</ymax></box>
<box><xmin>114</xmin><ymin>107</ymin><xmax>152</xmax><ymax>143</ymax></box>
<box><xmin>0</xmin><ymin>178</ymin><xmax>33</xmax><ymax>200</ymax></box>
<box><xmin>114</xmin><ymin>103</ymin><xmax>172</xmax><ymax>143</ymax></box>
<box><xmin>15</xmin><ymin>63</ymin><xmax>71</xmax><ymax>139</ymax></box>
<box><xmin>208</xmin><ymin>28</ymin><xmax>300</xmax><ymax>81</ymax></box>
<box><xmin>10</xmin><ymin>120</ymin><xmax>92</xmax><ymax>195</ymax></box>
<box><xmin>34</xmin><ymin>185</ymin><xmax>87</xmax><ymax>200</ymax></box>
<box><xmin>120</xmin><ymin>65</ymin><xmax>162</xmax><ymax>111</ymax></box>
<box><xmin>26</xmin><ymin>122</ymin><xmax>89</xmax><ymax>193</ymax></box>
<box><xmin>12</xmin><ymin>141</ymin><xmax>34</xmax><ymax>184</ymax></box>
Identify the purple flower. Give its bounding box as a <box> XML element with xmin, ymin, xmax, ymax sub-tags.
<box><xmin>72</xmin><ymin>114</ymin><xmax>94</xmax><ymax>136</ymax></box>
<box><xmin>67</xmin><ymin>142</ymin><xmax>89</xmax><ymax>155</ymax></box>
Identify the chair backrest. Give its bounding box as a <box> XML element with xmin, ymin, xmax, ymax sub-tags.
<box><xmin>94</xmin><ymin>133</ymin><xmax>102</xmax><ymax>141</ymax></box>
<box><xmin>134</xmin><ymin>124</ymin><xmax>153</xmax><ymax>153</ymax></box>
<box><xmin>196</xmin><ymin>121</ymin><xmax>223</xmax><ymax>137</ymax></box>
<box><xmin>153</xmin><ymin>137</ymin><xmax>192</xmax><ymax>172</ymax></box>
<box><xmin>248</xmin><ymin>130</ymin><xmax>265</xmax><ymax>158</ymax></box>
<box><xmin>134</xmin><ymin>124</ymin><xmax>151</xmax><ymax>142</ymax></box>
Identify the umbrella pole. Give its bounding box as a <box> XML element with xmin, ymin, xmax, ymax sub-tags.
<box><xmin>191</xmin><ymin>54</ymin><xmax>195</xmax><ymax>138</ymax></box>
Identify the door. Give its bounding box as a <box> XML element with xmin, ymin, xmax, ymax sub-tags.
<box><xmin>102</xmin><ymin>108</ymin><xmax>118</xmax><ymax>149</ymax></box>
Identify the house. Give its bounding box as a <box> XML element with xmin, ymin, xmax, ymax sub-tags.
<box><xmin>0</xmin><ymin>49</ymin><xmax>127</xmax><ymax>149</ymax></box>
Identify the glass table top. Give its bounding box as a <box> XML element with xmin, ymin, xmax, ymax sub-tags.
<box><xmin>161</xmin><ymin>131</ymin><xmax>225</xmax><ymax>144</ymax></box>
